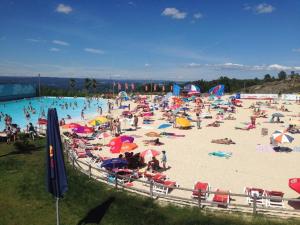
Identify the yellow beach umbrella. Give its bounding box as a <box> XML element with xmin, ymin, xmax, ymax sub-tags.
<box><xmin>95</xmin><ymin>116</ymin><xmax>108</xmax><ymax>123</ymax></box>
<box><xmin>176</xmin><ymin>117</ymin><xmax>191</xmax><ymax>127</ymax></box>
<box><xmin>89</xmin><ymin>120</ymin><xmax>100</xmax><ymax>126</ymax></box>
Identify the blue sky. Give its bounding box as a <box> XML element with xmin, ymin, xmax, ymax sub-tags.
<box><xmin>0</xmin><ymin>0</ymin><xmax>300</xmax><ymax>81</ymax></box>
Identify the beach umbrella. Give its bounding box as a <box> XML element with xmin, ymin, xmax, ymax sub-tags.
<box><xmin>289</xmin><ymin>178</ymin><xmax>300</xmax><ymax>194</ymax></box>
<box><xmin>272</xmin><ymin>113</ymin><xmax>284</xmax><ymax>117</ymax></box>
<box><xmin>62</xmin><ymin>123</ymin><xmax>80</xmax><ymax>129</ymax></box>
<box><xmin>38</xmin><ymin>118</ymin><xmax>47</xmax><ymax>125</ymax></box>
<box><xmin>46</xmin><ymin>108</ymin><xmax>68</xmax><ymax>225</ymax></box>
<box><xmin>73</xmin><ymin>126</ymin><xmax>94</xmax><ymax>134</ymax></box>
<box><xmin>101</xmin><ymin>158</ymin><xmax>128</xmax><ymax>169</ymax></box>
<box><xmin>158</xmin><ymin>124</ymin><xmax>172</xmax><ymax>129</ymax></box>
<box><xmin>120</xmin><ymin>142</ymin><xmax>138</xmax><ymax>153</ymax></box>
<box><xmin>145</xmin><ymin>131</ymin><xmax>160</xmax><ymax>137</ymax></box>
<box><xmin>120</xmin><ymin>135</ymin><xmax>134</xmax><ymax>143</ymax></box>
<box><xmin>176</xmin><ymin>117</ymin><xmax>191</xmax><ymax>128</ymax></box>
<box><xmin>140</xmin><ymin>149</ymin><xmax>160</xmax><ymax>158</ymax></box>
<box><xmin>272</xmin><ymin>130</ymin><xmax>294</xmax><ymax>143</ymax></box>
<box><xmin>95</xmin><ymin>116</ymin><xmax>108</xmax><ymax>123</ymax></box>
<box><xmin>88</xmin><ymin>120</ymin><xmax>101</xmax><ymax>126</ymax></box>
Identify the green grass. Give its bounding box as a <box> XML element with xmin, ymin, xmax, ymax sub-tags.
<box><xmin>0</xmin><ymin>138</ymin><xmax>299</xmax><ymax>225</ymax></box>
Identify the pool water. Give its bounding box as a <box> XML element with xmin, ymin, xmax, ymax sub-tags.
<box><xmin>0</xmin><ymin>97</ymin><xmax>108</xmax><ymax>130</ymax></box>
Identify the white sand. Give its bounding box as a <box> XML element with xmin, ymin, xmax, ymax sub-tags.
<box><xmin>66</xmin><ymin>96</ymin><xmax>300</xmax><ymax>204</ymax></box>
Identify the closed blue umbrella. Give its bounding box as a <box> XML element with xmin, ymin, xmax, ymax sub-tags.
<box><xmin>158</xmin><ymin>124</ymin><xmax>172</xmax><ymax>129</ymax></box>
<box><xmin>46</xmin><ymin>108</ymin><xmax>68</xmax><ymax>225</ymax></box>
<box><xmin>101</xmin><ymin>158</ymin><xmax>128</xmax><ymax>169</ymax></box>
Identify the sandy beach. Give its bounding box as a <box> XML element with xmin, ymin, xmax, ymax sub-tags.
<box><xmin>66</xmin><ymin>95</ymin><xmax>300</xmax><ymax>205</ymax></box>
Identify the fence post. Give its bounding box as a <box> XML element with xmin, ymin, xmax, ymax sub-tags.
<box><xmin>114</xmin><ymin>172</ymin><xmax>118</xmax><ymax>189</ymax></box>
<box><xmin>253</xmin><ymin>194</ymin><xmax>257</xmax><ymax>215</ymax></box>
<box><xmin>150</xmin><ymin>180</ymin><xmax>153</xmax><ymax>198</ymax></box>
<box><xmin>198</xmin><ymin>189</ymin><xmax>202</xmax><ymax>208</ymax></box>
<box><xmin>88</xmin><ymin>164</ymin><xmax>92</xmax><ymax>179</ymax></box>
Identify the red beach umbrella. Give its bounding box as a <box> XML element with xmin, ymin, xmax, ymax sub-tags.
<box><xmin>289</xmin><ymin>178</ymin><xmax>300</xmax><ymax>194</ymax></box>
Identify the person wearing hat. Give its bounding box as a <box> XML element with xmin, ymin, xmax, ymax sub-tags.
<box><xmin>161</xmin><ymin>150</ymin><xmax>167</xmax><ymax>169</ymax></box>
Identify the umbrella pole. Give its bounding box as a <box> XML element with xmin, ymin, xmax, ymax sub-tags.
<box><xmin>56</xmin><ymin>197</ymin><xmax>60</xmax><ymax>225</ymax></box>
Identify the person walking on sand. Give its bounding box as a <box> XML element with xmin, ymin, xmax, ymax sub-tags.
<box><xmin>196</xmin><ymin>116</ymin><xmax>201</xmax><ymax>129</ymax></box>
<box><xmin>133</xmin><ymin>115</ymin><xmax>138</xmax><ymax>130</ymax></box>
<box><xmin>161</xmin><ymin>150</ymin><xmax>167</xmax><ymax>169</ymax></box>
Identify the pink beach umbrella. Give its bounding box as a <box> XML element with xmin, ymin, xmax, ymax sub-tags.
<box><xmin>140</xmin><ymin>149</ymin><xmax>160</xmax><ymax>162</ymax></box>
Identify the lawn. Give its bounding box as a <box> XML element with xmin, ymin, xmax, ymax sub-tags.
<box><xmin>0</xmin><ymin>138</ymin><xmax>299</xmax><ymax>225</ymax></box>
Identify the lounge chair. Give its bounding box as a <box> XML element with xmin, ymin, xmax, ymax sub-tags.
<box><xmin>264</xmin><ymin>190</ymin><xmax>284</xmax><ymax>208</ymax></box>
<box><xmin>212</xmin><ymin>189</ymin><xmax>231</xmax><ymax>207</ymax></box>
<box><xmin>153</xmin><ymin>179</ymin><xmax>177</xmax><ymax>195</ymax></box>
<box><xmin>192</xmin><ymin>181</ymin><xmax>210</xmax><ymax>200</ymax></box>
<box><xmin>244</xmin><ymin>187</ymin><xmax>265</xmax><ymax>207</ymax></box>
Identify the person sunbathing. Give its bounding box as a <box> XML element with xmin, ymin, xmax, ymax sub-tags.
<box><xmin>147</xmin><ymin>157</ymin><xmax>161</xmax><ymax>172</ymax></box>
<box><xmin>235</xmin><ymin>124</ymin><xmax>255</xmax><ymax>130</ymax></box>
<box><xmin>211</xmin><ymin>138</ymin><xmax>235</xmax><ymax>145</ymax></box>
<box><xmin>206</xmin><ymin>121</ymin><xmax>220</xmax><ymax>127</ymax></box>
<box><xmin>143</xmin><ymin>138</ymin><xmax>164</xmax><ymax>146</ymax></box>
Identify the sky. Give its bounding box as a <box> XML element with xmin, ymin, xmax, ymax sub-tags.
<box><xmin>0</xmin><ymin>0</ymin><xmax>300</xmax><ymax>81</ymax></box>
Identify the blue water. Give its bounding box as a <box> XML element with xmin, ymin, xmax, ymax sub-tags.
<box><xmin>0</xmin><ymin>97</ymin><xmax>108</xmax><ymax>130</ymax></box>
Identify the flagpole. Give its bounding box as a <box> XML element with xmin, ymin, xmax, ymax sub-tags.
<box><xmin>56</xmin><ymin>197</ymin><xmax>60</xmax><ymax>225</ymax></box>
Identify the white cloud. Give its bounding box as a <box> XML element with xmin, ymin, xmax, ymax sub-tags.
<box><xmin>186</xmin><ymin>62</ymin><xmax>201</xmax><ymax>68</ymax></box>
<box><xmin>162</xmin><ymin>8</ymin><xmax>187</xmax><ymax>19</ymax></box>
<box><xmin>52</xmin><ymin>40</ymin><xmax>69</xmax><ymax>46</ymax></box>
<box><xmin>26</xmin><ymin>38</ymin><xmax>46</xmax><ymax>43</ymax></box>
<box><xmin>267</xmin><ymin>64</ymin><xmax>290</xmax><ymax>70</ymax></box>
<box><xmin>56</xmin><ymin>4</ymin><xmax>73</xmax><ymax>14</ymax></box>
<box><xmin>84</xmin><ymin>48</ymin><xmax>105</xmax><ymax>54</ymax></box>
<box><xmin>245</xmin><ymin>3</ymin><xmax>275</xmax><ymax>14</ymax></box>
<box><xmin>49</xmin><ymin>48</ymin><xmax>60</xmax><ymax>52</ymax></box>
<box><xmin>193</xmin><ymin>13</ymin><xmax>203</xmax><ymax>19</ymax></box>
<box><xmin>128</xmin><ymin>1</ymin><xmax>136</xmax><ymax>7</ymax></box>
<box><xmin>292</xmin><ymin>48</ymin><xmax>300</xmax><ymax>52</ymax></box>
<box><xmin>144</xmin><ymin>63</ymin><xmax>151</xmax><ymax>67</ymax></box>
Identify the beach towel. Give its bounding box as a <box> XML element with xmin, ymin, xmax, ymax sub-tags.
<box><xmin>208</xmin><ymin>151</ymin><xmax>232</xmax><ymax>158</ymax></box>
<box><xmin>256</xmin><ymin>144</ymin><xmax>274</xmax><ymax>152</ymax></box>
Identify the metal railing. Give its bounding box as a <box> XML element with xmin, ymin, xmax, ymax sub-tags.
<box><xmin>63</xmin><ymin>139</ymin><xmax>300</xmax><ymax>218</ymax></box>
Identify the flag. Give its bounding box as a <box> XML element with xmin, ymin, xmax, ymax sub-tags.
<box><xmin>153</xmin><ymin>84</ymin><xmax>157</xmax><ymax>91</ymax></box>
<box><xmin>46</xmin><ymin>108</ymin><xmax>68</xmax><ymax>198</ymax></box>
<box><xmin>113</xmin><ymin>81</ymin><xmax>116</xmax><ymax>87</ymax></box>
<box><xmin>131</xmin><ymin>83</ymin><xmax>135</xmax><ymax>91</ymax></box>
<box><xmin>162</xmin><ymin>85</ymin><xmax>165</xmax><ymax>92</ymax></box>
<box><xmin>170</xmin><ymin>85</ymin><xmax>173</xmax><ymax>91</ymax></box>
<box><xmin>145</xmin><ymin>85</ymin><xmax>148</xmax><ymax>92</ymax></box>
<box><xmin>125</xmin><ymin>83</ymin><xmax>128</xmax><ymax>90</ymax></box>
<box><xmin>173</xmin><ymin>84</ymin><xmax>181</xmax><ymax>96</ymax></box>
<box><xmin>118</xmin><ymin>83</ymin><xmax>121</xmax><ymax>91</ymax></box>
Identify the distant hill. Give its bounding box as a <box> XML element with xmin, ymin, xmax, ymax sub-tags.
<box><xmin>245</xmin><ymin>77</ymin><xmax>300</xmax><ymax>94</ymax></box>
<box><xmin>0</xmin><ymin>76</ymin><xmax>172</xmax><ymax>90</ymax></box>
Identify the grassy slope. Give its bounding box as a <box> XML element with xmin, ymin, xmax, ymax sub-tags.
<box><xmin>0</xmin><ymin>139</ymin><xmax>299</xmax><ymax>225</ymax></box>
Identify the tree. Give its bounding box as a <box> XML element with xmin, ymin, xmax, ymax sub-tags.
<box><xmin>264</xmin><ymin>74</ymin><xmax>271</xmax><ymax>82</ymax></box>
<box><xmin>278</xmin><ymin>71</ymin><xmax>287</xmax><ymax>80</ymax></box>
<box><xmin>91</xmin><ymin>79</ymin><xmax>97</xmax><ymax>93</ymax></box>
<box><xmin>69</xmin><ymin>78</ymin><xmax>76</xmax><ymax>91</ymax></box>
<box><xmin>84</xmin><ymin>78</ymin><xmax>91</xmax><ymax>93</ymax></box>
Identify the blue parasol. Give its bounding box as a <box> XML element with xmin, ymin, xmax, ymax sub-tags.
<box><xmin>46</xmin><ymin>108</ymin><xmax>68</xmax><ymax>225</ymax></box>
<box><xmin>101</xmin><ymin>158</ymin><xmax>128</xmax><ymax>169</ymax></box>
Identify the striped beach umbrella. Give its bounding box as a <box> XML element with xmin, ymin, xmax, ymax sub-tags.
<box><xmin>272</xmin><ymin>130</ymin><xmax>294</xmax><ymax>143</ymax></box>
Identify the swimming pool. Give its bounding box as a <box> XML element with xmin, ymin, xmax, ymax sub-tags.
<box><xmin>0</xmin><ymin>97</ymin><xmax>108</xmax><ymax>130</ymax></box>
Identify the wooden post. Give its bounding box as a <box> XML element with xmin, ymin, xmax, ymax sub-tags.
<box><xmin>253</xmin><ymin>194</ymin><xmax>257</xmax><ymax>215</ymax></box>
<box><xmin>150</xmin><ymin>180</ymin><xmax>153</xmax><ymax>198</ymax></box>
<box><xmin>198</xmin><ymin>189</ymin><xmax>202</xmax><ymax>208</ymax></box>
<box><xmin>88</xmin><ymin>164</ymin><xmax>92</xmax><ymax>179</ymax></box>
